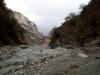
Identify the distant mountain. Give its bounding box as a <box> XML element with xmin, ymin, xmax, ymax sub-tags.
<box><xmin>49</xmin><ymin>0</ymin><xmax>100</xmax><ymax>48</ymax></box>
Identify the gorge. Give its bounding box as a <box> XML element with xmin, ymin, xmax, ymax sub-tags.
<box><xmin>0</xmin><ymin>0</ymin><xmax>100</xmax><ymax>75</ymax></box>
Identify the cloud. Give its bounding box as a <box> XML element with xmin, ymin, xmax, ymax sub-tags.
<box><xmin>5</xmin><ymin>0</ymin><xmax>90</xmax><ymax>35</ymax></box>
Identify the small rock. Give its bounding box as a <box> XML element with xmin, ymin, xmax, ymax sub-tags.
<box><xmin>78</xmin><ymin>53</ymin><xmax>88</xmax><ymax>58</ymax></box>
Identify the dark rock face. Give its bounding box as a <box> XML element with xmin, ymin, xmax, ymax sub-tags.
<box><xmin>0</xmin><ymin>0</ymin><xmax>27</xmax><ymax>45</ymax></box>
<box><xmin>0</xmin><ymin>0</ymin><xmax>43</xmax><ymax>45</ymax></box>
<box><xmin>77</xmin><ymin>0</ymin><xmax>100</xmax><ymax>46</ymax></box>
<box><xmin>50</xmin><ymin>0</ymin><xmax>100</xmax><ymax>48</ymax></box>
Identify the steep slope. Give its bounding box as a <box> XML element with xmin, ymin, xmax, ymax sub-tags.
<box><xmin>12</xmin><ymin>11</ymin><xmax>43</xmax><ymax>45</ymax></box>
<box><xmin>77</xmin><ymin>0</ymin><xmax>100</xmax><ymax>46</ymax></box>
<box><xmin>0</xmin><ymin>0</ymin><xmax>43</xmax><ymax>45</ymax></box>
<box><xmin>0</xmin><ymin>0</ymin><xmax>27</xmax><ymax>45</ymax></box>
<box><xmin>50</xmin><ymin>0</ymin><xmax>100</xmax><ymax>48</ymax></box>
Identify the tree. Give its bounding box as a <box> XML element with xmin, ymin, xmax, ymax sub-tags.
<box><xmin>79</xmin><ymin>3</ymin><xmax>86</xmax><ymax>10</ymax></box>
<box><xmin>65</xmin><ymin>12</ymin><xmax>76</xmax><ymax>21</ymax></box>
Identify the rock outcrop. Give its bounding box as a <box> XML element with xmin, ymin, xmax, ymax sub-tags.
<box><xmin>49</xmin><ymin>0</ymin><xmax>100</xmax><ymax>48</ymax></box>
<box><xmin>0</xmin><ymin>0</ymin><xmax>27</xmax><ymax>45</ymax></box>
<box><xmin>0</xmin><ymin>0</ymin><xmax>43</xmax><ymax>45</ymax></box>
<box><xmin>12</xmin><ymin>11</ymin><xmax>43</xmax><ymax>45</ymax></box>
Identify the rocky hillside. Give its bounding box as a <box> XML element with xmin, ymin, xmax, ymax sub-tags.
<box><xmin>0</xmin><ymin>0</ymin><xmax>27</xmax><ymax>45</ymax></box>
<box><xmin>12</xmin><ymin>11</ymin><xmax>43</xmax><ymax>45</ymax></box>
<box><xmin>0</xmin><ymin>0</ymin><xmax>43</xmax><ymax>45</ymax></box>
<box><xmin>49</xmin><ymin>0</ymin><xmax>100</xmax><ymax>48</ymax></box>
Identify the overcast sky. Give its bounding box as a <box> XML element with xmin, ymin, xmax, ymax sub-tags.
<box><xmin>5</xmin><ymin>0</ymin><xmax>90</xmax><ymax>35</ymax></box>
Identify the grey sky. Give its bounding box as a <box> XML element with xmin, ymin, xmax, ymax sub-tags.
<box><xmin>5</xmin><ymin>0</ymin><xmax>90</xmax><ymax>35</ymax></box>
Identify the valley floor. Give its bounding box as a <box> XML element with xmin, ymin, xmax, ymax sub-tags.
<box><xmin>0</xmin><ymin>45</ymin><xmax>100</xmax><ymax>75</ymax></box>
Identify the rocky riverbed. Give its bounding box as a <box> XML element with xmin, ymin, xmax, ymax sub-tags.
<box><xmin>0</xmin><ymin>45</ymin><xmax>100</xmax><ymax>75</ymax></box>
